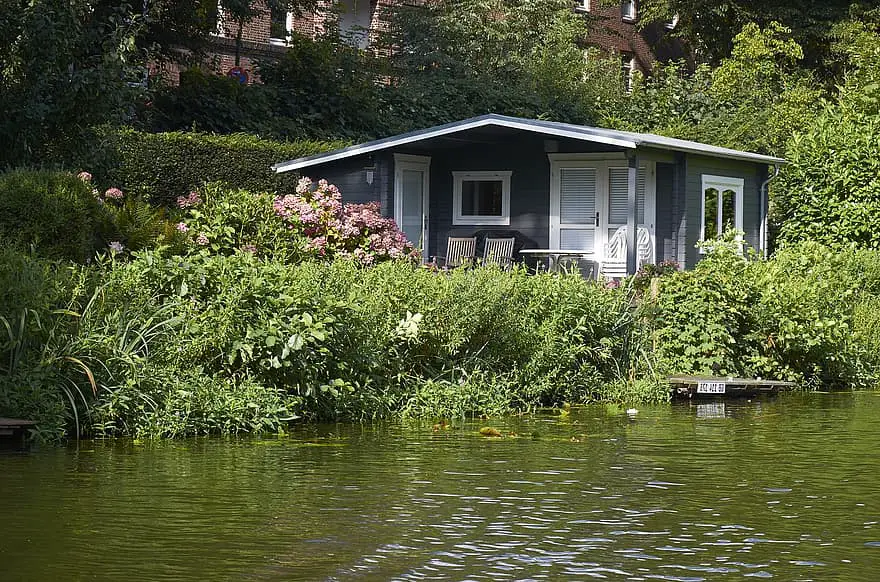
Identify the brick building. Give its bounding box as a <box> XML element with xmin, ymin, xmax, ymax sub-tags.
<box><xmin>187</xmin><ymin>1</ymin><xmax>684</xmax><ymax>87</ymax></box>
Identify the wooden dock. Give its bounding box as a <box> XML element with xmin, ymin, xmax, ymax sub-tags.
<box><xmin>0</xmin><ymin>417</ymin><xmax>36</xmax><ymax>440</ymax></box>
<box><xmin>669</xmin><ymin>376</ymin><xmax>797</xmax><ymax>398</ymax></box>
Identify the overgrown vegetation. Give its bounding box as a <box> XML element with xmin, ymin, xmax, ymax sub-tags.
<box><xmin>4</xmin><ymin>175</ymin><xmax>880</xmax><ymax>441</ymax></box>
<box><xmin>4</xmin><ymin>2</ymin><xmax>880</xmax><ymax>441</ymax></box>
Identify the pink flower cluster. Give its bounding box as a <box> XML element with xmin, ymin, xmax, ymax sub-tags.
<box><xmin>104</xmin><ymin>187</ymin><xmax>124</xmax><ymax>200</ymax></box>
<box><xmin>177</xmin><ymin>191</ymin><xmax>203</xmax><ymax>209</ymax></box>
<box><xmin>77</xmin><ymin>171</ymin><xmax>92</xmax><ymax>182</ymax></box>
<box><xmin>274</xmin><ymin>178</ymin><xmax>414</xmax><ymax>265</ymax></box>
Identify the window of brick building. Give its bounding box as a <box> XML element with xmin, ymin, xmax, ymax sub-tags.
<box><xmin>621</xmin><ymin>0</ymin><xmax>637</xmax><ymax>21</ymax></box>
<box><xmin>621</xmin><ymin>52</ymin><xmax>635</xmax><ymax>93</ymax></box>
<box><xmin>575</xmin><ymin>0</ymin><xmax>591</xmax><ymax>11</ymax></box>
<box><xmin>270</xmin><ymin>8</ymin><xmax>292</xmax><ymax>44</ymax></box>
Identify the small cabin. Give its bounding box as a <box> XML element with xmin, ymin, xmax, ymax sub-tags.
<box><xmin>273</xmin><ymin>114</ymin><xmax>784</xmax><ymax>273</ymax></box>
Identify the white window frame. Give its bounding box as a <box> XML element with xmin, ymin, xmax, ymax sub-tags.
<box><xmin>452</xmin><ymin>171</ymin><xmax>511</xmax><ymax>226</ymax></box>
<box><xmin>621</xmin><ymin>52</ymin><xmax>636</xmax><ymax>93</ymax></box>
<box><xmin>622</xmin><ymin>0</ymin><xmax>637</xmax><ymax>21</ymax></box>
<box><xmin>665</xmin><ymin>14</ymin><xmax>680</xmax><ymax>30</ymax></box>
<box><xmin>575</xmin><ymin>0</ymin><xmax>591</xmax><ymax>12</ymax></box>
<box><xmin>269</xmin><ymin>11</ymin><xmax>294</xmax><ymax>46</ymax></box>
<box><xmin>700</xmin><ymin>174</ymin><xmax>744</xmax><ymax>246</ymax></box>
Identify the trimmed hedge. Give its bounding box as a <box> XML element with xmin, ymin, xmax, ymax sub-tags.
<box><xmin>62</xmin><ymin>129</ymin><xmax>346</xmax><ymax>206</ymax></box>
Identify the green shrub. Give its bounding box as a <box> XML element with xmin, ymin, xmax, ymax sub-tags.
<box><xmin>0</xmin><ymin>170</ymin><xmax>115</xmax><ymax>262</ymax></box>
<box><xmin>148</xmin><ymin>69</ymin><xmax>277</xmax><ymax>135</ymax></box>
<box><xmin>60</xmin><ymin>128</ymin><xmax>345</xmax><ymax>206</ymax></box>
<box><xmin>178</xmin><ymin>183</ymin><xmax>308</xmax><ymax>260</ymax></box>
<box><xmin>774</xmin><ymin>106</ymin><xmax>880</xmax><ymax>248</ymax></box>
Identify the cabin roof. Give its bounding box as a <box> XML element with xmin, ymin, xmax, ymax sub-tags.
<box><xmin>272</xmin><ymin>114</ymin><xmax>786</xmax><ymax>173</ymax></box>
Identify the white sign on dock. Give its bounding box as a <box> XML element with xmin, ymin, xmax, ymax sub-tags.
<box><xmin>697</xmin><ymin>381</ymin><xmax>726</xmax><ymax>394</ymax></box>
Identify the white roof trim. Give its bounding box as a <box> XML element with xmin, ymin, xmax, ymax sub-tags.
<box><xmin>273</xmin><ymin>114</ymin><xmax>784</xmax><ymax>173</ymax></box>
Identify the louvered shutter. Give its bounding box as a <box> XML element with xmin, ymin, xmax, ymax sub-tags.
<box><xmin>558</xmin><ymin>168</ymin><xmax>597</xmax><ymax>251</ymax></box>
<box><xmin>608</xmin><ymin>167</ymin><xmax>646</xmax><ymax>224</ymax></box>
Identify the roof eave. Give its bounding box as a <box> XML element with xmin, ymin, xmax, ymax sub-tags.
<box><xmin>272</xmin><ymin>116</ymin><xmax>638</xmax><ymax>173</ymax></box>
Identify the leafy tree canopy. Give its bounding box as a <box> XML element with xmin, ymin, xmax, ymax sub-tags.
<box><xmin>638</xmin><ymin>0</ymin><xmax>875</xmax><ymax>72</ymax></box>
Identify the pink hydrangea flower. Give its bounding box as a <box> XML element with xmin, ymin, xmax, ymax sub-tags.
<box><xmin>196</xmin><ymin>234</ymin><xmax>209</xmax><ymax>246</ymax></box>
<box><xmin>77</xmin><ymin>171</ymin><xmax>92</xmax><ymax>182</ymax></box>
<box><xmin>273</xmin><ymin>178</ymin><xmax>413</xmax><ymax>265</ymax></box>
<box><xmin>104</xmin><ymin>187</ymin><xmax>124</xmax><ymax>200</ymax></box>
<box><xmin>176</xmin><ymin>222</ymin><xmax>189</xmax><ymax>233</ymax></box>
<box><xmin>176</xmin><ymin>191</ymin><xmax>202</xmax><ymax>209</ymax></box>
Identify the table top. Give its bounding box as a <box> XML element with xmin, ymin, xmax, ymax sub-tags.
<box><xmin>518</xmin><ymin>249</ymin><xmax>595</xmax><ymax>257</ymax></box>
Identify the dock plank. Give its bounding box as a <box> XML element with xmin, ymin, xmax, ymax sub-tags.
<box><xmin>668</xmin><ymin>376</ymin><xmax>796</xmax><ymax>398</ymax></box>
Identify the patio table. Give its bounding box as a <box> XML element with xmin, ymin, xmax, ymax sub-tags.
<box><xmin>518</xmin><ymin>249</ymin><xmax>596</xmax><ymax>274</ymax></box>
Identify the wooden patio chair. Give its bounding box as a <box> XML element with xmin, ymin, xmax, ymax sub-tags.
<box><xmin>482</xmin><ymin>237</ymin><xmax>515</xmax><ymax>268</ymax></box>
<box><xmin>433</xmin><ymin>237</ymin><xmax>476</xmax><ymax>269</ymax></box>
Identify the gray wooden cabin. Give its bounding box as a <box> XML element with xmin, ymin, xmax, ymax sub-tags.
<box><xmin>273</xmin><ymin>115</ymin><xmax>784</xmax><ymax>273</ymax></box>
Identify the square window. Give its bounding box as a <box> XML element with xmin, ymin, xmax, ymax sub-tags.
<box><xmin>575</xmin><ymin>0</ymin><xmax>591</xmax><ymax>12</ymax></box>
<box><xmin>622</xmin><ymin>0</ymin><xmax>637</xmax><ymax>20</ymax></box>
<box><xmin>453</xmin><ymin>171</ymin><xmax>511</xmax><ymax>226</ymax></box>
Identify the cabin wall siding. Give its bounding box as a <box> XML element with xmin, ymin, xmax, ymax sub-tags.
<box><xmin>300</xmin><ymin>156</ymin><xmax>384</xmax><ymax>205</ymax></box>
<box><xmin>684</xmin><ymin>154</ymin><xmax>764</xmax><ymax>268</ymax></box>
<box><xmin>423</xmin><ymin>138</ymin><xmax>551</xmax><ymax>259</ymax></box>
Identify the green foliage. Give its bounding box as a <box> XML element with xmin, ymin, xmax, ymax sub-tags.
<box><xmin>606</xmin><ymin>23</ymin><xmax>820</xmax><ymax>155</ymax></box>
<box><xmin>0</xmin><ymin>170</ymin><xmax>115</xmax><ymax>262</ymax></box>
<box><xmin>258</xmin><ymin>34</ymin><xmax>385</xmax><ymax>139</ymax></box>
<box><xmin>61</xmin><ymin>128</ymin><xmax>345</xmax><ymax>206</ymax></box>
<box><xmin>773</xmin><ymin>106</ymin><xmax>880</xmax><ymax>248</ymax></box>
<box><xmin>650</xmin><ymin>236</ymin><xmax>759</xmax><ymax>377</ymax></box>
<box><xmin>180</xmin><ymin>183</ymin><xmax>307</xmax><ymax>260</ymax></box>
<box><xmin>649</xmin><ymin>237</ymin><xmax>878</xmax><ymax>387</ymax></box>
<box><xmin>148</xmin><ymin>69</ymin><xmax>277</xmax><ymax>135</ymax></box>
<box><xmin>638</xmin><ymin>0</ymin><xmax>870</xmax><ymax>71</ymax></box>
<box><xmin>0</xmin><ymin>1</ymin><xmax>145</xmax><ymax>165</ymax></box>
<box><xmin>376</xmin><ymin>0</ymin><xmax>621</xmax><ymax>130</ymax></box>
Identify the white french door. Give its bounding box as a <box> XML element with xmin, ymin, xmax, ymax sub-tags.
<box><xmin>394</xmin><ymin>154</ymin><xmax>430</xmax><ymax>257</ymax></box>
<box><xmin>550</xmin><ymin>158</ymin><xmax>655</xmax><ymax>262</ymax></box>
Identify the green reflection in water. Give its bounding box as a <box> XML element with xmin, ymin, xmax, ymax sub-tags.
<box><xmin>2</xmin><ymin>393</ymin><xmax>880</xmax><ymax>581</ymax></box>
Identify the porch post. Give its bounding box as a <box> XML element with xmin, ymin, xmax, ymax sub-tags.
<box><xmin>626</xmin><ymin>152</ymin><xmax>639</xmax><ymax>275</ymax></box>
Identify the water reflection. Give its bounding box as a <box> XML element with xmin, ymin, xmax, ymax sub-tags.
<box><xmin>2</xmin><ymin>393</ymin><xmax>880</xmax><ymax>581</ymax></box>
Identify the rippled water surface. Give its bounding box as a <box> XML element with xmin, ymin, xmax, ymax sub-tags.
<box><xmin>3</xmin><ymin>393</ymin><xmax>880</xmax><ymax>581</ymax></box>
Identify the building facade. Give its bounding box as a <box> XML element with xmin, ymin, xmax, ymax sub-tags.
<box><xmin>181</xmin><ymin>1</ymin><xmax>683</xmax><ymax>86</ymax></box>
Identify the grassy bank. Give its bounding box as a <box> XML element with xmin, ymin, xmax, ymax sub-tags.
<box><xmin>3</xmin><ymin>241</ymin><xmax>880</xmax><ymax>441</ymax></box>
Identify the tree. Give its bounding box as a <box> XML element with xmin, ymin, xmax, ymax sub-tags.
<box><xmin>603</xmin><ymin>23</ymin><xmax>820</xmax><ymax>156</ymax></box>
<box><xmin>773</xmin><ymin>14</ymin><xmax>880</xmax><ymax>248</ymax></box>
<box><xmin>0</xmin><ymin>1</ymin><xmax>146</xmax><ymax>165</ymax></box>
<box><xmin>638</xmin><ymin>0</ymin><xmax>874</xmax><ymax>71</ymax></box>
<box><xmin>375</xmin><ymin>0</ymin><xmax>624</xmax><ymax>130</ymax></box>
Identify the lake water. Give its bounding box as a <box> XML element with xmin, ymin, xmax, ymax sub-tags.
<box><xmin>2</xmin><ymin>393</ymin><xmax>880</xmax><ymax>581</ymax></box>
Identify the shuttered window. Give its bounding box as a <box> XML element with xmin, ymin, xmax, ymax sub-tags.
<box><xmin>560</xmin><ymin>168</ymin><xmax>596</xmax><ymax>224</ymax></box>
<box><xmin>608</xmin><ymin>167</ymin><xmax>646</xmax><ymax>225</ymax></box>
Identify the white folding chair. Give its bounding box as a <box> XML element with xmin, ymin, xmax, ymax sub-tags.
<box><xmin>600</xmin><ymin>226</ymin><xmax>628</xmax><ymax>280</ymax></box>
